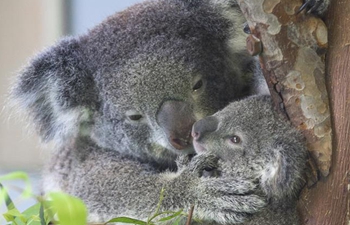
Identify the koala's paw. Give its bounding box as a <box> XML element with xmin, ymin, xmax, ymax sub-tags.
<box><xmin>299</xmin><ymin>0</ymin><xmax>330</xmax><ymax>15</ymax></box>
<box><xmin>176</xmin><ymin>154</ymin><xmax>195</xmax><ymax>171</ymax></box>
<box><xmin>188</xmin><ymin>153</ymin><xmax>220</xmax><ymax>177</ymax></box>
<box><xmin>195</xmin><ymin>178</ymin><xmax>268</xmax><ymax>223</ymax></box>
<box><xmin>185</xmin><ymin>154</ymin><xmax>268</xmax><ymax>223</ymax></box>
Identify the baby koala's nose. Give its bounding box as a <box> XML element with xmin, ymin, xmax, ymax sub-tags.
<box><xmin>192</xmin><ymin>116</ymin><xmax>218</xmax><ymax>141</ymax></box>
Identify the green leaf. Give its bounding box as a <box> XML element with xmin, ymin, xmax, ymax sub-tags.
<box><xmin>148</xmin><ymin>187</ymin><xmax>165</xmax><ymax>222</ymax></box>
<box><xmin>0</xmin><ymin>172</ymin><xmax>32</xmax><ymax>198</ymax></box>
<box><xmin>157</xmin><ymin>209</ymin><xmax>183</xmax><ymax>222</ymax></box>
<box><xmin>106</xmin><ymin>217</ymin><xmax>148</xmax><ymax>225</ymax></box>
<box><xmin>48</xmin><ymin>192</ymin><xmax>87</xmax><ymax>225</ymax></box>
<box><xmin>19</xmin><ymin>203</ymin><xmax>46</xmax><ymax>225</ymax></box>
<box><xmin>21</xmin><ymin>203</ymin><xmax>41</xmax><ymax>218</ymax></box>
<box><xmin>3</xmin><ymin>208</ymin><xmax>25</xmax><ymax>222</ymax></box>
<box><xmin>171</xmin><ymin>215</ymin><xmax>184</xmax><ymax>225</ymax></box>
<box><xmin>43</xmin><ymin>205</ymin><xmax>56</xmax><ymax>224</ymax></box>
<box><xmin>39</xmin><ymin>202</ymin><xmax>46</xmax><ymax>225</ymax></box>
<box><xmin>0</xmin><ymin>183</ymin><xmax>16</xmax><ymax>211</ymax></box>
<box><xmin>0</xmin><ymin>185</ymin><xmax>6</xmax><ymax>204</ymax></box>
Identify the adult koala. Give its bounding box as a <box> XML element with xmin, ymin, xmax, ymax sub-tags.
<box><xmin>10</xmin><ymin>0</ymin><xmax>326</xmax><ymax>224</ymax></box>
<box><xmin>12</xmin><ymin>0</ymin><xmax>264</xmax><ymax>223</ymax></box>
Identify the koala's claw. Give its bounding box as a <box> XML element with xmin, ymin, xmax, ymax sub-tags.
<box><xmin>188</xmin><ymin>154</ymin><xmax>219</xmax><ymax>176</ymax></box>
<box><xmin>298</xmin><ymin>0</ymin><xmax>329</xmax><ymax>15</ymax></box>
<box><xmin>176</xmin><ymin>154</ymin><xmax>195</xmax><ymax>170</ymax></box>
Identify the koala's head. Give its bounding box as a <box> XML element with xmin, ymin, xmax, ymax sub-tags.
<box><xmin>11</xmin><ymin>0</ymin><xmax>254</xmax><ymax>165</ymax></box>
<box><xmin>192</xmin><ymin>96</ymin><xmax>307</xmax><ymax>199</ymax></box>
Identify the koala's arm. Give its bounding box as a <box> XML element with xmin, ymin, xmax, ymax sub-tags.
<box><xmin>56</xmin><ymin>144</ymin><xmax>266</xmax><ymax>224</ymax></box>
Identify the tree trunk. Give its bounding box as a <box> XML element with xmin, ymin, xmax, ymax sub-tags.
<box><xmin>237</xmin><ymin>0</ymin><xmax>332</xmax><ymax>179</ymax></box>
<box><xmin>298</xmin><ymin>0</ymin><xmax>350</xmax><ymax>224</ymax></box>
<box><xmin>236</xmin><ymin>0</ymin><xmax>350</xmax><ymax>224</ymax></box>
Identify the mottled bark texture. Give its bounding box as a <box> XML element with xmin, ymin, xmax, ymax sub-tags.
<box><xmin>237</xmin><ymin>0</ymin><xmax>332</xmax><ymax>177</ymax></box>
<box><xmin>298</xmin><ymin>1</ymin><xmax>350</xmax><ymax>224</ymax></box>
<box><xmin>236</xmin><ymin>0</ymin><xmax>350</xmax><ymax>224</ymax></box>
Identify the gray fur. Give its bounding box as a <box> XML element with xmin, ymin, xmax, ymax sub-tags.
<box><xmin>188</xmin><ymin>95</ymin><xmax>307</xmax><ymax>224</ymax></box>
<box><xmin>11</xmin><ymin>0</ymin><xmax>270</xmax><ymax>223</ymax></box>
<box><xmin>12</xmin><ymin>0</ymin><xmax>256</xmax><ymax>163</ymax></box>
<box><xmin>12</xmin><ymin>0</ymin><xmax>322</xmax><ymax>223</ymax></box>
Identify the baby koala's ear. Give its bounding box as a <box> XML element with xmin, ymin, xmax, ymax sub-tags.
<box><xmin>260</xmin><ymin>138</ymin><xmax>307</xmax><ymax>200</ymax></box>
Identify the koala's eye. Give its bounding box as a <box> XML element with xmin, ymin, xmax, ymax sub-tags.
<box><xmin>243</xmin><ymin>23</ymin><xmax>251</xmax><ymax>34</ymax></box>
<box><xmin>128</xmin><ymin>114</ymin><xmax>143</xmax><ymax>121</ymax></box>
<box><xmin>229</xmin><ymin>135</ymin><xmax>241</xmax><ymax>144</ymax></box>
<box><xmin>126</xmin><ymin>110</ymin><xmax>144</xmax><ymax>123</ymax></box>
<box><xmin>192</xmin><ymin>79</ymin><xmax>204</xmax><ymax>91</ymax></box>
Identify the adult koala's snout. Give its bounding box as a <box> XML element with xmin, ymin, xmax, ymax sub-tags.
<box><xmin>157</xmin><ymin>100</ymin><xmax>195</xmax><ymax>150</ymax></box>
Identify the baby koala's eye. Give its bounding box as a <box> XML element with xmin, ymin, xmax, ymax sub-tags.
<box><xmin>229</xmin><ymin>135</ymin><xmax>241</xmax><ymax>144</ymax></box>
<box><xmin>243</xmin><ymin>23</ymin><xmax>251</xmax><ymax>34</ymax></box>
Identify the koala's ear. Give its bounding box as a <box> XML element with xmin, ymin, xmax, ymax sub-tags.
<box><xmin>260</xmin><ymin>138</ymin><xmax>307</xmax><ymax>200</ymax></box>
<box><xmin>11</xmin><ymin>37</ymin><xmax>98</xmax><ymax>143</ymax></box>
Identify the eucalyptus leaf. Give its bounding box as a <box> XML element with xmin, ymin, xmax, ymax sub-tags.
<box><xmin>171</xmin><ymin>215</ymin><xmax>184</xmax><ymax>225</ymax></box>
<box><xmin>0</xmin><ymin>183</ymin><xmax>17</xmax><ymax>212</ymax></box>
<box><xmin>48</xmin><ymin>192</ymin><xmax>87</xmax><ymax>225</ymax></box>
<box><xmin>157</xmin><ymin>209</ymin><xmax>183</xmax><ymax>222</ymax></box>
<box><xmin>3</xmin><ymin>208</ymin><xmax>25</xmax><ymax>222</ymax></box>
<box><xmin>0</xmin><ymin>172</ymin><xmax>32</xmax><ymax>198</ymax></box>
<box><xmin>106</xmin><ymin>217</ymin><xmax>148</xmax><ymax>224</ymax></box>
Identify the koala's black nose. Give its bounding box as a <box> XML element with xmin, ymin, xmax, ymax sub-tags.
<box><xmin>192</xmin><ymin>116</ymin><xmax>218</xmax><ymax>141</ymax></box>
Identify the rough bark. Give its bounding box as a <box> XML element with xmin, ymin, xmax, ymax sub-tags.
<box><xmin>298</xmin><ymin>0</ymin><xmax>350</xmax><ymax>224</ymax></box>
<box><xmin>237</xmin><ymin>0</ymin><xmax>332</xmax><ymax>178</ymax></box>
<box><xmin>236</xmin><ymin>0</ymin><xmax>350</xmax><ymax>224</ymax></box>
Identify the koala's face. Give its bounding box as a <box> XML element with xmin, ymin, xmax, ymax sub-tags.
<box><xmin>92</xmin><ymin>55</ymin><xmax>217</xmax><ymax>161</ymax></box>
<box><xmin>86</xmin><ymin>1</ymin><xmax>252</xmax><ymax>163</ymax></box>
<box><xmin>92</xmin><ymin>51</ymin><xmax>245</xmax><ymax>163</ymax></box>
<box><xmin>191</xmin><ymin>96</ymin><xmax>281</xmax><ymax>178</ymax></box>
<box><xmin>191</xmin><ymin>96</ymin><xmax>307</xmax><ymax>199</ymax></box>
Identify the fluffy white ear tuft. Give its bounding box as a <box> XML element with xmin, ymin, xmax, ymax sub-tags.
<box><xmin>11</xmin><ymin>37</ymin><xmax>97</xmax><ymax>144</ymax></box>
<box><xmin>260</xmin><ymin>150</ymin><xmax>283</xmax><ymax>197</ymax></box>
<box><xmin>260</xmin><ymin>139</ymin><xmax>307</xmax><ymax>200</ymax></box>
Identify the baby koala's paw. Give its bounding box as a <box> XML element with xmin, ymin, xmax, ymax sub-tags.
<box><xmin>194</xmin><ymin>177</ymin><xmax>268</xmax><ymax>224</ymax></box>
<box><xmin>188</xmin><ymin>153</ymin><xmax>221</xmax><ymax>177</ymax></box>
<box><xmin>176</xmin><ymin>154</ymin><xmax>194</xmax><ymax>171</ymax></box>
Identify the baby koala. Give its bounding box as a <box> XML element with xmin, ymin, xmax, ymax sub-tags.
<box><xmin>188</xmin><ymin>95</ymin><xmax>307</xmax><ymax>225</ymax></box>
